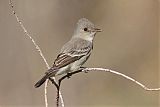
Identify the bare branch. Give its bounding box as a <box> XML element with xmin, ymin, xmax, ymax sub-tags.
<box><xmin>9</xmin><ymin>0</ymin><xmax>65</xmax><ymax>107</ymax></box>
<box><xmin>83</xmin><ymin>68</ymin><xmax>160</xmax><ymax>91</ymax></box>
<box><xmin>44</xmin><ymin>79</ymin><xmax>49</xmax><ymax>107</ymax></box>
<box><xmin>55</xmin><ymin>67</ymin><xmax>160</xmax><ymax>105</ymax></box>
<box><xmin>9</xmin><ymin>0</ymin><xmax>49</xmax><ymax>69</ymax></box>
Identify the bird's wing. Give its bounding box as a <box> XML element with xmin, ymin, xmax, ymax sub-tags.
<box><xmin>53</xmin><ymin>52</ymin><xmax>84</xmax><ymax>68</ymax></box>
<box><xmin>47</xmin><ymin>38</ymin><xmax>92</xmax><ymax>73</ymax></box>
<box><xmin>53</xmin><ymin>38</ymin><xmax>92</xmax><ymax>68</ymax></box>
<box><xmin>46</xmin><ymin>51</ymin><xmax>87</xmax><ymax>76</ymax></box>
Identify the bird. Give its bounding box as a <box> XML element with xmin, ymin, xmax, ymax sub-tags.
<box><xmin>34</xmin><ymin>18</ymin><xmax>102</xmax><ymax>88</ymax></box>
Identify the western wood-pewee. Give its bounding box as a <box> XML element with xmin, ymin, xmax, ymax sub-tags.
<box><xmin>35</xmin><ymin>18</ymin><xmax>101</xmax><ymax>88</ymax></box>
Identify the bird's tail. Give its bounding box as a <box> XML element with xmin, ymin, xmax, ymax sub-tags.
<box><xmin>35</xmin><ymin>67</ymin><xmax>58</xmax><ymax>88</ymax></box>
<box><xmin>34</xmin><ymin>74</ymin><xmax>49</xmax><ymax>88</ymax></box>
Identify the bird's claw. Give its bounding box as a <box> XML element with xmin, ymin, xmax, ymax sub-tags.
<box><xmin>80</xmin><ymin>67</ymin><xmax>88</xmax><ymax>73</ymax></box>
<box><xmin>84</xmin><ymin>70</ymin><xmax>88</xmax><ymax>73</ymax></box>
<box><xmin>67</xmin><ymin>73</ymin><xmax>72</xmax><ymax>79</ymax></box>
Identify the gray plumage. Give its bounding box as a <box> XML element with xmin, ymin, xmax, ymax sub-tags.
<box><xmin>35</xmin><ymin>18</ymin><xmax>101</xmax><ymax>88</ymax></box>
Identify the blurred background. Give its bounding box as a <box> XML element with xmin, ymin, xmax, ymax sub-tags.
<box><xmin>0</xmin><ymin>0</ymin><xmax>159</xmax><ymax>107</ymax></box>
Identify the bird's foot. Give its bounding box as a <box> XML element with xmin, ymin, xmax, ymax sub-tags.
<box><xmin>66</xmin><ymin>72</ymin><xmax>72</xmax><ymax>79</ymax></box>
<box><xmin>80</xmin><ymin>67</ymin><xmax>88</xmax><ymax>73</ymax></box>
<box><xmin>80</xmin><ymin>66</ymin><xmax>87</xmax><ymax>69</ymax></box>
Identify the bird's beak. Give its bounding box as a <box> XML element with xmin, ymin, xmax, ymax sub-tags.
<box><xmin>94</xmin><ymin>28</ymin><xmax>102</xmax><ymax>32</ymax></box>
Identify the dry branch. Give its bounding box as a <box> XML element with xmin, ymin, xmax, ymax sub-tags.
<box><xmin>55</xmin><ymin>67</ymin><xmax>160</xmax><ymax>106</ymax></box>
<box><xmin>9</xmin><ymin>0</ymin><xmax>64</xmax><ymax>107</ymax></box>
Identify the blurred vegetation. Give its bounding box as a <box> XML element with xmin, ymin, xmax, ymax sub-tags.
<box><xmin>0</xmin><ymin>0</ymin><xmax>159</xmax><ymax>107</ymax></box>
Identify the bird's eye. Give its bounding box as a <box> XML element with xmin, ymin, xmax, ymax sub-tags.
<box><xmin>84</xmin><ymin>28</ymin><xmax>88</xmax><ymax>31</ymax></box>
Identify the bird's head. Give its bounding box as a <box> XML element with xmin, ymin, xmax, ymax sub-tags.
<box><xmin>73</xmin><ymin>18</ymin><xmax>102</xmax><ymax>42</ymax></box>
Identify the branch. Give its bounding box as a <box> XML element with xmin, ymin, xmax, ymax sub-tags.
<box><xmin>55</xmin><ymin>67</ymin><xmax>160</xmax><ymax>105</ymax></box>
<box><xmin>9</xmin><ymin>0</ymin><xmax>65</xmax><ymax>107</ymax></box>
<box><xmin>83</xmin><ymin>68</ymin><xmax>160</xmax><ymax>91</ymax></box>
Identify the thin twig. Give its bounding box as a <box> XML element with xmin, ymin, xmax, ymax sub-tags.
<box><xmin>55</xmin><ymin>69</ymin><xmax>84</xmax><ymax>106</ymax></box>
<box><xmin>83</xmin><ymin>68</ymin><xmax>160</xmax><ymax>91</ymax></box>
<box><xmin>9</xmin><ymin>0</ymin><xmax>65</xmax><ymax>107</ymax></box>
<box><xmin>44</xmin><ymin>79</ymin><xmax>49</xmax><ymax>107</ymax></box>
<box><xmin>49</xmin><ymin>77</ymin><xmax>61</xmax><ymax>107</ymax></box>
<box><xmin>56</xmin><ymin>67</ymin><xmax>160</xmax><ymax>105</ymax></box>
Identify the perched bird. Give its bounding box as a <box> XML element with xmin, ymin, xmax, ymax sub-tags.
<box><xmin>34</xmin><ymin>18</ymin><xmax>101</xmax><ymax>88</ymax></box>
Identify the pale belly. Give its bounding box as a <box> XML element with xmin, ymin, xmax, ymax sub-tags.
<box><xmin>55</xmin><ymin>55</ymin><xmax>89</xmax><ymax>76</ymax></box>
